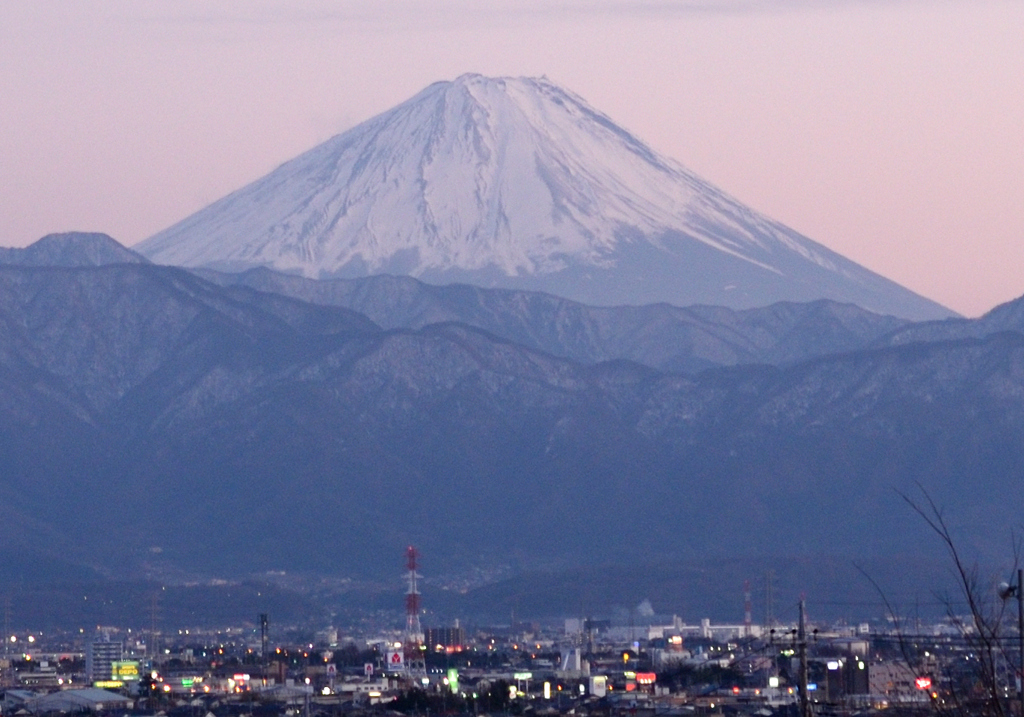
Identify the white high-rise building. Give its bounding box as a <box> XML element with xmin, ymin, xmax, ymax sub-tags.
<box><xmin>86</xmin><ymin>634</ymin><xmax>123</xmax><ymax>683</ymax></box>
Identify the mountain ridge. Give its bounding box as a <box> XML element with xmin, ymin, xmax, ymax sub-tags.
<box><xmin>197</xmin><ymin>266</ymin><xmax>913</xmax><ymax>374</ymax></box>
<box><xmin>0</xmin><ymin>261</ymin><xmax>1021</xmax><ymax>590</ymax></box>
<box><xmin>136</xmin><ymin>74</ymin><xmax>952</xmax><ymax>320</ymax></box>
<box><xmin>0</xmin><ymin>231</ymin><xmax>148</xmax><ymax>267</ymax></box>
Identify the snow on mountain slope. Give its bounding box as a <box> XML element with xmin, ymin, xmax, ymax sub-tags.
<box><xmin>137</xmin><ymin>74</ymin><xmax>953</xmax><ymax>320</ymax></box>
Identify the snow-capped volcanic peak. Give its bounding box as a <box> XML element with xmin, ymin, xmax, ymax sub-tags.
<box><xmin>137</xmin><ymin>74</ymin><xmax>954</xmax><ymax>320</ymax></box>
<box><xmin>143</xmin><ymin>75</ymin><xmax>701</xmax><ymax>273</ymax></box>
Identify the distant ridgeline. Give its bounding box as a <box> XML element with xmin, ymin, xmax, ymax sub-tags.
<box><xmin>0</xmin><ymin>231</ymin><xmax>148</xmax><ymax>267</ymax></box>
<box><xmin>0</xmin><ymin>232</ymin><xmax>1021</xmax><ymax>628</ymax></box>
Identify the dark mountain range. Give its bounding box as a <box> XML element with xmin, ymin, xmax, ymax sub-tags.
<box><xmin>1</xmin><ymin>260</ymin><xmax>1022</xmax><ymax>627</ymax></box>
<box><xmin>0</xmin><ymin>231</ymin><xmax>148</xmax><ymax>267</ymax></box>
<box><xmin>880</xmin><ymin>295</ymin><xmax>1024</xmax><ymax>347</ymax></box>
<box><xmin>198</xmin><ymin>267</ymin><xmax>911</xmax><ymax>374</ymax></box>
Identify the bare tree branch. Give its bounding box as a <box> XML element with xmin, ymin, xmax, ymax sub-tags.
<box><xmin>897</xmin><ymin>483</ymin><xmax>1019</xmax><ymax>717</ymax></box>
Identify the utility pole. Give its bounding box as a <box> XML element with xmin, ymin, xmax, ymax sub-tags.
<box><xmin>260</xmin><ymin>613</ymin><xmax>269</xmax><ymax>686</ymax></box>
<box><xmin>998</xmin><ymin>570</ymin><xmax>1024</xmax><ymax>716</ymax></box>
<box><xmin>743</xmin><ymin>580</ymin><xmax>752</xmax><ymax>638</ymax></box>
<box><xmin>799</xmin><ymin>598</ymin><xmax>812</xmax><ymax>717</ymax></box>
<box><xmin>1017</xmin><ymin>569</ymin><xmax>1023</xmax><ymax>717</ymax></box>
<box><xmin>3</xmin><ymin>596</ymin><xmax>10</xmax><ymax>658</ymax></box>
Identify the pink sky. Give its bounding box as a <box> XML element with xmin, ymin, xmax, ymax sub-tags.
<box><xmin>1</xmin><ymin>1</ymin><xmax>1021</xmax><ymax>317</ymax></box>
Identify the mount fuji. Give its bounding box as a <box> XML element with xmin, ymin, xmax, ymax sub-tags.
<box><xmin>137</xmin><ymin>74</ymin><xmax>952</xmax><ymax>320</ymax></box>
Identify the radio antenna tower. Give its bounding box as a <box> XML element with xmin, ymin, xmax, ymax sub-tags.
<box><xmin>404</xmin><ymin>546</ymin><xmax>426</xmax><ymax>675</ymax></box>
<box><xmin>743</xmin><ymin>580</ymin><xmax>753</xmax><ymax>637</ymax></box>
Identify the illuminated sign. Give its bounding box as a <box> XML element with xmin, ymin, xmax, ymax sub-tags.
<box><xmin>112</xmin><ymin>661</ymin><xmax>141</xmax><ymax>681</ymax></box>
<box><xmin>636</xmin><ymin>673</ymin><xmax>656</xmax><ymax>685</ymax></box>
<box><xmin>94</xmin><ymin>680</ymin><xmax>124</xmax><ymax>689</ymax></box>
<box><xmin>513</xmin><ymin>672</ymin><xmax>533</xmax><ymax>680</ymax></box>
<box><xmin>447</xmin><ymin>668</ymin><xmax>459</xmax><ymax>694</ymax></box>
<box><xmin>916</xmin><ymin>677</ymin><xmax>932</xmax><ymax>691</ymax></box>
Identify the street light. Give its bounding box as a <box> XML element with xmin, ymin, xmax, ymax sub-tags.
<box><xmin>998</xmin><ymin>568</ymin><xmax>1024</xmax><ymax>717</ymax></box>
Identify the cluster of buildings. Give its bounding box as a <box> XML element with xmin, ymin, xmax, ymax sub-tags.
<box><xmin>0</xmin><ymin>609</ymin><xmax>995</xmax><ymax>717</ymax></box>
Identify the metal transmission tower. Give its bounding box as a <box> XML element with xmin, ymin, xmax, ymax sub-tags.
<box><xmin>798</xmin><ymin>598</ymin><xmax>812</xmax><ymax>717</ymax></box>
<box><xmin>148</xmin><ymin>592</ymin><xmax>161</xmax><ymax>660</ymax></box>
<box><xmin>3</xmin><ymin>596</ymin><xmax>10</xmax><ymax>658</ymax></box>
<box><xmin>743</xmin><ymin>580</ymin><xmax>753</xmax><ymax>637</ymax></box>
<box><xmin>404</xmin><ymin>546</ymin><xmax>426</xmax><ymax>675</ymax></box>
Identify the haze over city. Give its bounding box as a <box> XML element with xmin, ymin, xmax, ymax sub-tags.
<box><xmin>2</xmin><ymin>0</ymin><xmax>1022</xmax><ymax>317</ymax></box>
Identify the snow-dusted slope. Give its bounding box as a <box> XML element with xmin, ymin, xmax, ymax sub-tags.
<box><xmin>137</xmin><ymin>74</ymin><xmax>953</xmax><ymax>320</ymax></box>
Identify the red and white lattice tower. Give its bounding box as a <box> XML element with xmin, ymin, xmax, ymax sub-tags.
<box><xmin>404</xmin><ymin>546</ymin><xmax>426</xmax><ymax>675</ymax></box>
<box><xmin>743</xmin><ymin>580</ymin><xmax>753</xmax><ymax>637</ymax></box>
